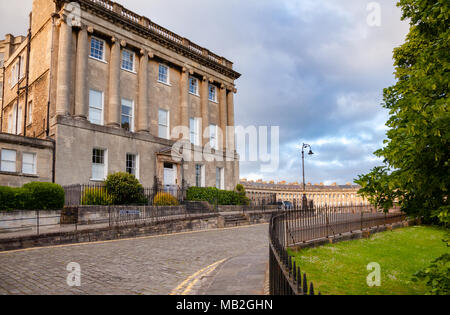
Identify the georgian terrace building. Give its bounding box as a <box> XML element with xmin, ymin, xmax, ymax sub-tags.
<box><xmin>0</xmin><ymin>0</ymin><xmax>241</xmax><ymax>189</ymax></box>
<box><xmin>241</xmin><ymin>179</ymin><xmax>368</xmax><ymax>207</ymax></box>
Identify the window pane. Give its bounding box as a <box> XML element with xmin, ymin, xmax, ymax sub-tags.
<box><xmin>159</xmin><ymin>125</ymin><xmax>167</xmax><ymax>139</ymax></box>
<box><xmin>159</xmin><ymin>64</ymin><xmax>168</xmax><ymax>83</ymax></box>
<box><xmin>89</xmin><ymin>90</ymin><xmax>103</xmax><ymax>109</ymax></box>
<box><xmin>90</xmin><ymin>38</ymin><xmax>104</xmax><ymax>60</ymax></box>
<box><xmin>121</xmin><ymin>50</ymin><xmax>134</xmax><ymax>71</ymax></box>
<box><xmin>1</xmin><ymin>150</ymin><xmax>16</xmax><ymax>172</ymax></box>
<box><xmin>22</xmin><ymin>153</ymin><xmax>36</xmax><ymax>175</ymax></box>
<box><xmin>159</xmin><ymin>109</ymin><xmax>168</xmax><ymax>125</ymax></box>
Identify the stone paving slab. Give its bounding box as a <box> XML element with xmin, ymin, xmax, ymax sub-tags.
<box><xmin>0</xmin><ymin>224</ymin><xmax>268</xmax><ymax>295</ymax></box>
<box><xmin>193</xmin><ymin>250</ymin><xmax>268</xmax><ymax>295</ymax></box>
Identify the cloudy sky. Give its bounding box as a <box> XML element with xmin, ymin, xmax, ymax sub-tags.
<box><xmin>0</xmin><ymin>0</ymin><xmax>410</xmax><ymax>185</ymax></box>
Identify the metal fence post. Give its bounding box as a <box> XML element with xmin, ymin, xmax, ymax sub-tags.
<box><xmin>36</xmin><ymin>210</ymin><xmax>40</xmax><ymax>236</ymax></box>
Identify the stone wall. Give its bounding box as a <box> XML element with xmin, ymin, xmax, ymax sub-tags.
<box><xmin>0</xmin><ymin>214</ymin><xmax>219</xmax><ymax>252</ymax></box>
<box><xmin>0</xmin><ymin>133</ymin><xmax>54</xmax><ymax>187</ymax></box>
<box><xmin>0</xmin><ymin>210</ymin><xmax>61</xmax><ymax>233</ymax></box>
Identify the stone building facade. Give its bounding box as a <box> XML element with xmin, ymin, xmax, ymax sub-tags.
<box><xmin>241</xmin><ymin>179</ymin><xmax>368</xmax><ymax>207</ymax></box>
<box><xmin>0</xmin><ymin>133</ymin><xmax>54</xmax><ymax>187</ymax></box>
<box><xmin>0</xmin><ymin>0</ymin><xmax>240</xmax><ymax>190</ymax></box>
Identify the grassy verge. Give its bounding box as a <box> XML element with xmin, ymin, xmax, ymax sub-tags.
<box><xmin>289</xmin><ymin>226</ymin><xmax>448</xmax><ymax>295</ymax></box>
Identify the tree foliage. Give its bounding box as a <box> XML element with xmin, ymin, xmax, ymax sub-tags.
<box><xmin>356</xmin><ymin>0</ymin><xmax>449</xmax><ymax>223</ymax></box>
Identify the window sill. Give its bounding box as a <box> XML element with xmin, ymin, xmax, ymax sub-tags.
<box><xmin>209</xmin><ymin>99</ymin><xmax>218</xmax><ymax>104</ymax></box>
<box><xmin>121</xmin><ymin>67</ymin><xmax>137</xmax><ymax>75</ymax></box>
<box><xmin>89</xmin><ymin>56</ymin><xmax>108</xmax><ymax>64</ymax></box>
<box><xmin>0</xmin><ymin>171</ymin><xmax>38</xmax><ymax>178</ymax></box>
<box><xmin>90</xmin><ymin>178</ymin><xmax>105</xmax><ymax>182</ymax></box>
<box><xmin>189</xmin><ymin>92</ymin><xmax>200</xmax><ymax>97</ymax></box>
<box><xmin>157</xmin><ymin>80</ymin><xmax>171</xmax><ymax>87</ymax></box>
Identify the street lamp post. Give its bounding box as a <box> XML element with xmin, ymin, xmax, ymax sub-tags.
<box><xmin>301</xmin><ymin>143</ymin><xmax>314</xmax><ymax>210</ymax></box>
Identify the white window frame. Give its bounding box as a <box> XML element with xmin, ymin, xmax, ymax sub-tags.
<box><xmin>7</xmin><ymin>112</ymin><xmax>13</xmax><ymax>134</ymax></box>
<box><xmin>88</xmin><ymin>89</ymin><xmax>104</xmax><ymax>126</ymax></box>
<box><xmin>189</xmin><ymin>117</ymin><xmax>200</xmax><ymax>146</ymax></box>
<box><xmin>126</xmin><ymin>153</ymin><xmax>139</xmax><ymax>179</ymax></box>
<box><xmin>0</xmin><ymin>81</ymin><xmax>3</xmax><ymax>100</ymax></box>
<box><xmin>91</xmin><ymin>148</ymin><xmax>107</xmax><ymax>181</ymax></box>
<box><xmin>158</xmin><ymin>109</ymin><xmax>170</xmax><ymax>140</ymax></box>
<box><xmin>210</xmin><ymin>124</ymin><xmax>218</xmax><ymax>150</ymax></box>
<box><xmin>121</xmin><ymin>49</ymin><xmax>135</xmax><ymax>72</ymax></box>
<box><xmin>195</xmin><ymin>164</ymin><xmax>206</xmax><ymax>188</ymax></box>
<box><xmin>189</xmin><ymin>76</ymin><xmax>199</xmax><ymax>96</ymax></box>
<box><xmin>89</xmin><ymin>37</ymin><xmax>106</xmax><ymax>62</ymax></box>
<box><xmin>27</xmin><ymin>100</ymin><xmax>33</xmax><ymax>125</ymax></box>
<box><xmin>208</xmin><ymin>84</ymin><xmax>217</xmax><ymax>102</ymax></box>
<box><xmin>158</xmin><ymin>64</ymin><xmax>170</xmax><ymax>85</ymax></box>
<box><xmin>0</xmin><ymin>52</ymin><xmax>4</xmax><ymax>68</ymax></box>
<box><xmin>216</xmin><ymin>167</ymin><xmax>224</xmax><ymax>190</ymax></box>
<box><xmin>121</xmin><ymin>98</ymin><xmax>134</xmax><ymax>132</ymax></box>
<box><xmin>1</xmin><ymin>149</ymin><xmax>17</xmax><ymax>173</ymax></box>
<box><xmin>22</xmin><ymin>152</ymin><xmax>37</xmax><ymax>175</ymax></box>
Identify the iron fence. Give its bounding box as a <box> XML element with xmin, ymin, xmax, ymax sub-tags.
<box><xmin>63</xmin><ymin>183</ymin><xmax>186</xmax><ymax>206</ymax></box>
<box><xmin>0</xmin><ymin>205</ymin><xmax>212</xmax><ymax>240</ymax></box>
<box><xmin>269</xmin><ymin>204</ymin><xmax>406</xmax><ymax>295</ymax></box>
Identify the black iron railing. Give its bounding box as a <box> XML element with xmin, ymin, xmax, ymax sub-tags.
<box><xmin>269</xmin><ymin>204</ymin><xmax>406</xmax><ymax>295</ymax></box>
<box><xmin>63</xmin><ymin>184</ymin><xmax>186</xmax><ymax>206</ymax></box>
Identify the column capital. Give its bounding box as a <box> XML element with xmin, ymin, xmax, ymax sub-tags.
<box><xmin>87</xmin><ymin>25</ymin><xmax>94</xmax><ymax>34</ymax></box>
<box><xmin>120</xmin><ymin>39</ymin><xmax>127</xmax><ymax>47</ymax></box>
<box><xmin>202</xmin><ymin>75</ymin><xmax>207</xmax><ymax>82</ymax></box>
<box><xmin>140</xmin><ymin>48</ymin><xmax>149</xmax><ymax>57</ymax></box>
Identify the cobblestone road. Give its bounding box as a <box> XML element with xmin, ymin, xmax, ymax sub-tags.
<box><xmin>0</xmin><ymin>224</ymin><xmax>268</xmax><ymax>295</ymax></box>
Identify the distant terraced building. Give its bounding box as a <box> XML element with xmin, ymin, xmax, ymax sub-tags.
<box><xmin>241</xmin><ymin>179</ymin><xmax>367</xmax><ymax>207</ymax></box>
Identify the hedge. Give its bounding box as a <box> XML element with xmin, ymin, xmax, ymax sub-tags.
<box><xmin>0</xmin><ymin>182</ymin><xmax>65</xmax><ymax>211</ymax></box>
<box><xmin>186</xmin><ymin>187</ymin><xmax>249</xmax><ymax>206</ymax></box>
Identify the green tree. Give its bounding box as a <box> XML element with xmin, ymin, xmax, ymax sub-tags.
<box><xmin>356</xmin><ymin>0</ymin><xmax>449</xmax><ymax>223</ymax></box>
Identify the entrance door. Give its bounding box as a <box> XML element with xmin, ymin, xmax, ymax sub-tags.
<box><xmin>163</xmin><ymin>163</ymin><xmax>177</xmax><ymax>193</ymax></box>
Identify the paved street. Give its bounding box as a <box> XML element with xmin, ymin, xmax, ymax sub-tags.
<box><xmin>0</xmin><ymin>224</ymin><xmax>268</xmax><ymax>295</ymax></box>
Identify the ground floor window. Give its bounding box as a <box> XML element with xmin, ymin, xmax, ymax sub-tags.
<box><xmin>92</xmin><ymin>148</ymin><xmax>106</xmax><ymax>180</ymax></box>
<box><xmin>0</xmin><ymin>149</ymin><xmax>16</xmax><ymax>173</ymax></box>
<box><xmin>195</xmin><ymin>164</ymin><xmax>205</xmax><ymax>187</ymax></box>
<box><xmin>216</xmin><ymin>167</ymin><xmax>224</xmax><ymax>190</ymax></box>
<box><xmin>22</xmin><ymin>152</ymin><xmax>36</xmax><ymax>175</ymax></box>
<box><xmin>126</xmin><ymin>153</ymin><xmax>138</xmax><ymax>178</ymax></box>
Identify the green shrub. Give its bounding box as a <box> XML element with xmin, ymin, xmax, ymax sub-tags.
<box><xmin>0</xmin><ymin>186</ymin><xmax>16</xmax><ymax>211</ymax></box>
<box><xmin>153</xmin><ymin>192</ymin><xmax>179</xmax><ymax>206</ymax></box>
<box><xmin>105</xmin><ymin>172</ymin><xmax>147</xmax><ymax>205</ymax></box>
<box><xmin>81</xmin><ymin>187</ymin><xmax>112</xmax><ymax>206</ymax></box>
<box><xmin>22</xmin><ymin>182</ymin><xmax>65</xmax><ymax>210</ymax></box>
<box><xmin>186</xmin><ymin>186</ymin><xmax>249</xmax><ymax>205</ymax></box>
<box><xmin>413</xmin><ymin>253</ymin><xmax>450</xmax><ymax>295</ymax></box>
<box><xmin>0</xmin><ymin>182</ymin><xmax>65</xmax><ymax>211</ymax></box>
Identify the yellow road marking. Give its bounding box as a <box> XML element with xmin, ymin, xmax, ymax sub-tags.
<box><xmin>0</xmin><ymin>223</ymin><xmax>269</xmax><ymax>255</ymax></box>
<box><xmin>170</xmin><ymin>258</ymin><xmax>227</xmax><ymax>296</ymax></box>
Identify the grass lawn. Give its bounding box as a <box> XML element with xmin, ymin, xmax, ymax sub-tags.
<box><xmin>289</xmin><ymin>226</ymin><xmax>449</xmax><ymax>295</ymax></box>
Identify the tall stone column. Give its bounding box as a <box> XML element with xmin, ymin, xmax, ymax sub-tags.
<box><xmin>219</xmin><ymin>84</ymin><xmax>228</xmax><ymax>150</ymax></box>
<box><xmin>200</xmin><ymin>76</ymin><xmax>209</xmax><ymax>146</ymax></box>
<box><xmin>107</xmin><ymin>37</ymin><xmax>121</xmax><ymax>127</ymax></box>
<box><xmin>180</xmin><ymin>67</ymin><xmax>189</xmax><ymax>140</ymax></box>
<box><xmin>226</xmin><ymin>88</ymin><xmax>235</xmax><ymax>152</ymax></box>
<box><xmin>137</xmin><ymin>49</ymin><xmax>149</xmax><ymax>133</ymax></box>
<box><xmin>74</xmin><ymin>26</ymin><xmax>88</xmax><ymax>119</ymax></box>
<box><xmin>55</xmin><ymin>16</ymin><xmax>72</xmax><ymax>116</ymax></box>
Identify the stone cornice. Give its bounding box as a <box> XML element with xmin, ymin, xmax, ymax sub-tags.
<box><xmin>54</xmin><ymin>0</ymin><xmax>241</xmax><ymax>80</ymax></box>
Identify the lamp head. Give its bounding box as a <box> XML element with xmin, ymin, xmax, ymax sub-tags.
<box><xmin>308</xmin><ymin>149</ymin><xmax>314</xmax><ymax>156</ymax></box>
